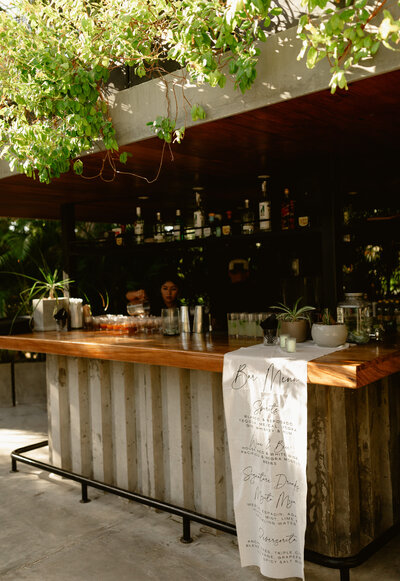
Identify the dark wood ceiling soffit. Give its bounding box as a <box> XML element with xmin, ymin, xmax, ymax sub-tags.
<box><xmin>0</xmin><ymin>69</ymin><xmax>399</xmax><ymax>222</ymax></box>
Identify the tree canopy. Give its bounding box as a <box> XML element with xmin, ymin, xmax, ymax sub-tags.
<box><xmin>0</xmin><ymin>0</ymin><xmax>398</xmax><ymax>183</ymax></box>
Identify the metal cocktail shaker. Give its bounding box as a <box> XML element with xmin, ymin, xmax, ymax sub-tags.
<box><xmin>193</xmin><ymin>305</ymin><xmax>203</xmax><ymax>333</ymax></box>
<box><xmin>180</xmin><ymin>306</ymin><xmax>191</xmax><ymax>333</ymax></box>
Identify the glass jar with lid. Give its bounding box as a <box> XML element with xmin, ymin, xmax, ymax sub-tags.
<box><xmin>337</xmin><ymin>293</ymin><xmax>371</xmax><ymax>344</ymax></box>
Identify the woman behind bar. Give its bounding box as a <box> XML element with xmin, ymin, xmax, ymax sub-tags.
<box><xmin>151</xmin><ymin>272</ymin><xmax>181</xmax><ymax>315</ymax></box>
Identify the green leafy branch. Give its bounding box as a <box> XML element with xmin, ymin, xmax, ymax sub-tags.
<box><xmin>0</xmin><ymin>0</ymin><xmax>399</xmax><ymax>183</ymax></box>
<box><xmin>0</xmin><ymin>0</ymin><xmax>279</xmax><ymax>183</ymax></box>
<box><xmin>297</xmin><ymin>0</ymin><xmax>400</xmax><ymax>93</ymax></box>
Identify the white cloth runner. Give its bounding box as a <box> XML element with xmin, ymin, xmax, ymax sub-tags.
<box><xmin>222</xmin><ymin>341</ymin><xmax>348</xmax><ymax>580</ymax></box>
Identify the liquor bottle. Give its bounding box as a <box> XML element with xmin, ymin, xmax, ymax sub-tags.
<box><xmin>297</xmin><ymin>191</ymin><xmax>311</xmax><ymax>229</ymax></box>
<box><xmin>185</xmin><ymin>222</ymin><xmax>196</xmax><ymax>240</ymax></box>
<box><xmin>281</xmin><ymin>187</ymin><xmax>295</xmax><ymax>230</ymax></box>
<box><xmin>258</xmin><ymin>175</ymin><xmax>271</xmax><ymax>231</ymax></box>
<box><xmin>153</xmin><ymin>211</ymin><xmax>165</xmax><ymax>243</ymax></box>
<box><xmin>193</xmin><ymin>191</ymin><xmax>205</xmax><ymax>238</ymax></box>
<box><xmin>343</xmin><ymin>191</ymin><xmax>358</xmax><ymax>226</ymax></box>
<box><xmin>203</xmin><ymin>213</ymin><xmax>213</xmax><ymax>238</ymax></box>
<box><xmin>173</xmin><ymin>209</ymin><xmax>184</xmax><ymax>241</ymax></box>
<box><xmin>115</xmin><ymin>224</ymin><xmax>125</xmax><ymax>246</ymax></box>
<box><xmin>241</xmin><ymin>199</ymin><xmax>255</xmax><ymax>235</ymax></box>
<box><xmin>222</xmin><ymin>210</ymin><xmax>233</xmax><ymax>236</ymax></box>
<box><xmin>134</xmin><ymin>206</ymin><xmax>144</xmax><ymax>244</ymax></box>
<box><xmin>214</xmin><ymin>214</ymin><xmax>222</xmax><ymax>237</ymax></box>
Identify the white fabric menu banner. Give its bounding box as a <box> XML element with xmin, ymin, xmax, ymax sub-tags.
<box><xmin>222</xmin><ymin>342</ymin><xmax>347</xmax><ymax>580</ymax></box>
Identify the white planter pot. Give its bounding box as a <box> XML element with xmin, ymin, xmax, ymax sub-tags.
<box><xmin>311</xmin><ymin>323</ymin><xmax>348</xmax><ymax>347</ymax></box>
<box><xmin>32</xmin><ymin>297</ymin><xmax>69</xmax><ymax>331</ymax></box>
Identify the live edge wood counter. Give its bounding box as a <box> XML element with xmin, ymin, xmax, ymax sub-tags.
<box><xmin>0</xmin><ymin>330</ymin><xmax>399</xmax><ymax>387</ymax></box>
<box><xmin>1</xmin><ymin>331</ymin><xmax>399</xmax><ymax>561</ymax></box>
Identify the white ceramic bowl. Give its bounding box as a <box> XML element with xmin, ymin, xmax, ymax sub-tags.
<box><xmin>311</xmin><ymin>323</ymin><xmax>348</xmax><ymax>347</ymax></box>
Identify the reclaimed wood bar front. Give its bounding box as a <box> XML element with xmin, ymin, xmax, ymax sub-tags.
<box><xmin>1</xmin><ymin>331</ymin><xmax>399</xmax><ymax>560</ymax></box>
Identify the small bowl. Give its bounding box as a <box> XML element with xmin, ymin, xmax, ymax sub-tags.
<box><xmin>311</xmin><ymin>323</ymin><xmax>348</xmax><ymax>347</ymax></box>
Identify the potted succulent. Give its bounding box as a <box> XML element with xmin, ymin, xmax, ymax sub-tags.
<box><xmin>311</xmin><ymin>308</ymin><xmax>348</xmax><ymax>347</ymax></box>
<box><xmin>270</xmin><ymin>297</ymin><xmax>315</xmax><ymax>343</ymax></box>
<box><xmin>13</xmin><ymin>266</ymin><xmax>73</xmax><ymax>331</ymax></box>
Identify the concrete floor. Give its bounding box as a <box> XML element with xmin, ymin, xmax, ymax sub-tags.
<box><xmin>0</xmin><ymin>404</ymin><xmax>399</xmax><ymax>581</ymax></box>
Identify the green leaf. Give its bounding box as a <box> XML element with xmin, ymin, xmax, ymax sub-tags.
<box><xmin>191</xmin><ymin>104</ymin><xmax>206</xmax><ymax>121</ymax></box>
<box><xmin>306</xmin><ymin>47</ymin><xmax>318</xmax><ymax>69</ymax></box>
<box><xmin>73</xmin><ymin>159</ymin><xmax>83</xmax><ymax>175</ymax></box>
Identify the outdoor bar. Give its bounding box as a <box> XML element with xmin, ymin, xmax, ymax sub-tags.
<box><xmin>1</xmin><ymin>1</ymin><xmax>400</xmax><ymax>579</ymax></box>
<box><xmin>0</xmin><ymin>330</ymin><xmax>399</xmax><ymax>573</ymax></box>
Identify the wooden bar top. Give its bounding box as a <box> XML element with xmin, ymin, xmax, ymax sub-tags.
<box><xmin>0</xmin><ymin>330</ymin><xmax>399</xmax><ymax>388</ymax></box>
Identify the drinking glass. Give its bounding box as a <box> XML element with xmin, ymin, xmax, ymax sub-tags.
<box><xmin>279</xmin><ymin>333</ymin><xmax>289</xmax><ymax>349</ymax></box>
<box><xmin>161</xmin><ymin>308</ymin><xmax>180</xmax><ymax>335</ymax></box>
<box><xmin>247</xmin><ymin>313</ymin><xmax>258</xmax><ymax>338</ymax></box>
<box><xmin>238</xmin><ymin>313</ymin><xmax>247</xmax><ymax>338</ymax></box>
<box><xmin>227</xmin><ymin>313</ymin><xmax>239</xmax><ymax>337</ymax></box>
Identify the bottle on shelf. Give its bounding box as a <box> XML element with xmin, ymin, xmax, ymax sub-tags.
<box><xmin>203</xmin><ymin>213</ymin><xmax>213</xmax><ymax>238</ymax></box>
<box><xmin>185</xmin><ymin>222</ymin><xmax>196</xmax><ymax>240</ymax></box>
<box><xmin>164</xmin><ymin>222</ymin><xmax>174</xmax><ymax>242</ymax></box>
<box><xmin>222</xmin><ymin>210</ymin><xmax>233</xmax><ymax>236</ymax></box>
<box><xmin>153</xmin><ymin>211</ymin><xmax>165</xmax><ymax>243</ymax></box>
<box><xmin>241</xmin><ymin>199</ymin><xmax>255</xmax><ymax>235</ymax></box>
<box><xmin>173</xmin><ymin>209</ymin><xmax>185</xmax><ymax>241</ymax></box>
<box><xmin>214</xmin><ymin>213</ymin><xmax>222</xmax><ymax>237</ymax></box>
<box><xmin>134</xmin><ymin>206</ymin><xmax>144</xmax><ymax>244</ymax></box>
<box><xmin>193</xmin><ymin>190</ymin><xmax>205</xmax><ymax>238</ymax></box>
<box><xmin>281</xmin><ymin>187</ymin><xmax>295</xmax><ymax>230</ymax></box>
<box><xmin>114</xmin><ymin>224</ymin><xmax>125</xmax><ymax>246</ymax></box>
<box><xmin>296</xmin><ymin>191</ymin><xmax>311</xmax><ymax>229</ymax></box>
<box><xmin>343</xmin><ymin>191</ymin><xmax>358</xmax><ymax>226</ymax></box>
<box><xmin>258</xmin><ymin>175</ymin><xmax>271</xmax><ymax>231</ymax></box>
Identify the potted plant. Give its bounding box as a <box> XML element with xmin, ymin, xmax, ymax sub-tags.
<box><xmin>270</xmin><ymin>297</ymin><xmax>315</xmax><ymax>343</ymax></box>
<box><xmin>13</xmin><ymin>267</ymin><xmax>73</xmax><ymax>331</ymax></box>
<box><xmin>311</xmin><ymin>308</ymin><xmax>348</xmax><ymax>347</ymax></box>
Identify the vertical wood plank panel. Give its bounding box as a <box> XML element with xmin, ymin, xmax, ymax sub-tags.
<box><xmin>344</xmin><ymin>388</ymin><xmax>361</xmax><ymax>554</ymax></box>
<box><xmin>356</xmin><ymin>379</ymin><xmax>375</xmax><ymax>545</ymax></box>
<box><xmin>224</xmin><ymin>415</ymin><xmax>235</xmax><ymax>524</ymax></box>
<box><xmin>88</xmin><ymin>359</ymin><xmax>113</xmax><ymax>484</ymax></box>
<box><xmin>306</xmin><ymin>383</ymin><xmax>332</xmax><ymax>555</ymax></box>
<box><xmin>46</xmin><ymin>355</ymin><xmax>54</xmax><ymax>465</ymax></box>
<box><xmin>181</xmin><ymin>368</ymin><xmax>195</xmax><ymax>510</ymax></box>
<box><xmin>161</xmin><ymin>367</ymin><xmax>194</xmax><ymax>508</ymax></box>
<box><xmin>369</xmin><ymin>378</ymin><xmax>393</xmax><ymax>533</ymax></box>
<box><xmin>67</xmin><ymin>357</ymin><xmax>91</xmax><ymax>477</ymax></box>
<box><xmin>110</xmin><ymin>361</ymin><xmax>128</xmax><ymax>489</ymax></box>
<box><xmin>191</xmin><ymin>369</ymin><xmax>218</xmax><ymax>518</ymax></box>
<box><xmin>135</xmin><ymin>364</ymin><xmax>163</xmax><ymax>497</ymax></box>
<box><xmin>211</xmin><ymin>371</ymin><xmax>227</xmax><ymax>521</ymax></box>
<box><xmin>46</xmin><ymin>354</ymin><xmax>71</xmax><ymax>470</ymax></box>
<box><xmin>110</xmin><ymin>361</ymin><xmax>137</xmax><ymax>490</ymax></box>
<box><xmin>135</xmin><ymin>363</ymin><xmax>149</xmax><ymax>495</ymax></box>
<box><xmin>125</xmin><ymin>362</ymin><xmax>138</xmax><ymax>491</ymax></box>
<box><xmin>149</xmin><ymin>365</ymin><xmax>164</xmax><ymax>499</ymax></box>
<box><xmin>329</xmin><ymin>387</ymin><xmax>358</xmax><ymax>557</ymax></box>
<box><xmin>388</xmin><ymin>373</ymin><xmax>400</xmax><ymax>520</ymax></box>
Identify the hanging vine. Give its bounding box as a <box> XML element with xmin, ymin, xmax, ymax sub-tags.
<box><xmin>0</xmin><ymin>0</ymin><xmax>399</xmax><ymax>183</ymax></box>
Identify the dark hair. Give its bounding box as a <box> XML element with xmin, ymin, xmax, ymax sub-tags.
<box><xmin>158</xmin><ymin>272</ymin><xmax>180</xmax><ymax>288</ymax></box>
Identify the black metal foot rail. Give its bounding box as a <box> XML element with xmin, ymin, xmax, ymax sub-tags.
<box><xmin>11</xmin><ymin>440</ymin><xmax>399</xmax><ymax>581</ymax></box>
<box><xmin>10</xmin><ymin>440</ymin><xmax>236</xmax><ymax>543</ymax></box>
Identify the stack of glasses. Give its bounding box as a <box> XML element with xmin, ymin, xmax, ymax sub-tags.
<box><xmin>227</xmin><ymin>312</ymin><xmax>273</xmax><ymax>339</ymax></box>
<box><xmin>91</xmin><ymin>314</ymin><xmax>162</xmax><ymax>334</ymax></box>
